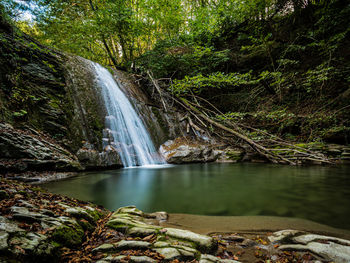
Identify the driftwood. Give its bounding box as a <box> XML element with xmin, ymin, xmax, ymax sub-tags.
<box><xmin>179</xmin><ymin>98</ymin><xmax>296</xmax><ymax>165</ymax></box>
<box><xmin>145</xmin><ymin>72</ymin><xmax>334</xmax><ymax>165</ymax></box>
<box><xmin>147</xmin><ymin>71</ymin><xmax>168</xmax><ymax>112</ymax></box>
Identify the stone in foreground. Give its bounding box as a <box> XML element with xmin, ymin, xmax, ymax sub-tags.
<box><xmin>269</xmin><ymin>230</ymin><xmax>350</xmax><ymax>263</ymax></box>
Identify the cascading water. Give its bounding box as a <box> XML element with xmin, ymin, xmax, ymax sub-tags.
<box><xmin>92</xmin><ymin>62</ymin><xmax>164</xmax><ymax>167</ymax></box>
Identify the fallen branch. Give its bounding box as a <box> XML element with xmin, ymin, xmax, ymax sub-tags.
<box><xmin>179</xmin><ymin>97</ymin><xmax>296</xmax><ymax>165</ymax></box>
<box><xmin>147</xmin><ymin>71</ymin><xmax>167</xmax><ymax>112</ymax></box>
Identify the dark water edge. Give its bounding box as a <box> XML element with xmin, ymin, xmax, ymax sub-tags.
<box><xmin>43</xmin><ymin>163</ymin><xmax>350</xmax><ymax>230</ymax></box>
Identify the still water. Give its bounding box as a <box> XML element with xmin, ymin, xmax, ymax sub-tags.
<box><xmin>43</xmin><ymin>163</ymin><xmax>350</xmax><ymax>230</ymax></box>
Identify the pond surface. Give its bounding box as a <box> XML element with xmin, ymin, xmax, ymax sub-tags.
<box><xmin>43</xmin><ymin>163</ymin><xmax>350</xmax><ymax>230</ymax></box>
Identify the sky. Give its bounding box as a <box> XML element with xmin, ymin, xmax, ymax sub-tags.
<box><xmin>13</xmin><ymin>0</ymin><xmax>36</xmax><ymax>21</ymax></box>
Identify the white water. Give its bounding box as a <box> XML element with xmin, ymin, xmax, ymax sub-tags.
<box><xmin>93</xmin><ymin>63</ymin><xmax>164</xmax><ymax>167</ymax></box>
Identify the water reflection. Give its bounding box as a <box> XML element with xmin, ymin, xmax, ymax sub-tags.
<box><xmin>44</xmin><ymin>163</ymin><xmax>350</xmax><ymax>230</ymax></box>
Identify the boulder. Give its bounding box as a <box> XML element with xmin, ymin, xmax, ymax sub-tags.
<box><xmin>159</xmin><ymin>138</ymin><xmax>220</xmax><ymax>164</ymax></box>
<box><xmin>76</xmin><ymin>144</ymin><xmax>122</xmax><ymax>170</ymax></box>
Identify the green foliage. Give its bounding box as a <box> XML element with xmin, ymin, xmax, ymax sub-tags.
<box><xmin>13</xmin><ymin>109</ymin><xmax>27</xmax><ymax>117</ymax></box>
<box><xmin>2</xmin><ymin>0</ymin><xmax>350</xmax><ymax>144</ymax></box>
<box><xmin>136</xmin><ymin>38</ymin><xmax>231</xmax><ymax>78</ymax></box>
<box><xmin>172</xmin><ymin>72</ymin><xmax>257</xmax><ymax>95</ymax></box>
<box><xmin>304</xmin><ymin>62</ymin><xmax>335</xmax><ymax>93</ymax></box>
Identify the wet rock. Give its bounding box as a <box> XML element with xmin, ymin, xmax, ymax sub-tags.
<box><xmin>145</xmin><ymin>211</ymin><xmax>168</xmax><ymax>221</ymax></box>
<box><xmin>128</xmin><ymin>227</ymin><xmax>158</xmax><ymax>236</ymax></box>
<box><xmin>11</xmin><ymin>206</ymin><xmax>48</xmax><ymax>223</ymax></box>
<box><xmin>107</xmin><ymin>216</ymin><xmax>160</xmax><ymax>231</ymax></box>
<box><xmin>98</xmin><ymin>255</ymin><xmax>157</xmax><ymax>263</ymax></box>
<box><xmin>268</xmin><ymin>229</ymin><xmax>302</xmax><ymax>243</ymax></box>
<box><xmin>163</xmin><ymin>227</ymin><xmax>217</xmax><ymax>253</ymax></box>
<box><xmin>92</xmin><ymin>243</ymin><xmax>114</xmax><ymax>253</ymax></box>
<box><xmin>116</xmin><ymin>206</ymin><xmax>144</xmax><ymax>217</ymax></box>
<box><xmin>11</xmin><ymin>232</ymin><xmax>47</xmax><ymax>252</ymax></box>
<box><xmin>269</xmin><ymin>230</ymin><xmax>350</xmax><ymax>263</ymax></box>
<box><xmin>154</xmin><ymin>244</ymin><xmax>199</xmax><ymax>261</ymax></box>
<box><xmin>0</xmin><ymin>216</ymin><xmax>24</xmax><ymax>233</ymax></box>
<box><xmin>18</xmin><ymin>200</ymin><xmax>35</xmax><ymax>209</ymax></box>
<box><xmin>160</xmin><ymin>138</ymin><xmax>219</xmax><ymax>164</ymax></box>
<box><xmin>153</xmin><ymin>247</ymin><xmax>183</xmax><ymax>260</ymax></box>
<box><xmin>200</xmin><ymin>254</ymin><xmax>241</xmax><ymax>263</ymax></box>
<box><xmin>76</xmin><ymin>145</ymin><xmax>122</xmax><ymax>170</ymax></box>
<box><xmin>93</xmin><ymin>240</ymin><xmax>151</xmax><ymax>253</ymax></box>
<box><xmin>0</xmin><ymin>231</ymin><xmax>9</xmax><ymax>251</ymax></box>
<box><xmin>107</xmin><ymin>206</ymin><xmax>161</xmax><ymax>234</ymax></box>
<box><xmin>65</xmin><ymin>207</ymin><xmax>95</xmax><ymax>224</ymax></box>
<box><xmin>115</xmin><ymin>240</ymin><xmax>151</xmax><ymax>250</ymax></box>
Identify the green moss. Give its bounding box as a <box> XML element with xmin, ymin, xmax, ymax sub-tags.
<box><xmin>105</xmin><ymin>222</ymin><xmax>130</xmax><ymax>233</ymax></box>
<box><xmin>151</xmin><ymin>106</ymin><xmax>169</xmax><ymax>139</ymax></box>
<box><xmin>85</xmin><ymin>208</ymin><xmax>104</xmax><ymax>222</ymax></box>
<box><xmin>226</xmin><ymin>150</ymin><xmax>243</xmax><ymax>161</ymax></box>
<box><xmin>51</xmin><ymin>225</ymin><xmax>84</xmax><ymax>248</ymax></box>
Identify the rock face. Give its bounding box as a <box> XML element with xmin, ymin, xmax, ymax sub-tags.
<box><xmin>0</xmin><ymin>17</ymin><xmax>184</xmax><ymax>174</ymax></box>
<box><xmin>0</xmin><ymin>19</ymin><xmax>124</xmax><ymax>173</ymax></box>
<box><xmin>0</xmin><ymin>123</ymin><xmax>81</xmax><ymax>173</ymax></box>
<box><xmin>269</xmin><ymin>230</ymin><xmax>350</xmax><ymax>263</ymax></box>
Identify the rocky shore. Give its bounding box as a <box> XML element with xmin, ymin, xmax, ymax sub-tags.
<box><xmin>1</xmin><ymin>180</ymin><xmax>350</xmax><ymax>263</ymax></box>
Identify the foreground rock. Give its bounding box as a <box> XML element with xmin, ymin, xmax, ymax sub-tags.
<box><xmin>93</xmin><ymin>206</ymin><xmax>240</xmax><ymax>263</ymax></box>
<box><xmin>269</xmin><ymin>230</ymin><xmax>350</xmax><ymax>263</ymax></box>
<box><xmin>0</xmin><ymin>180</ymin><xmax>105</xmax><ymax>263</ymax></box>
<box><xmin>2</xmin><ymin>180</ymin><xmax>350</xmax><ymax>263</ymax></box>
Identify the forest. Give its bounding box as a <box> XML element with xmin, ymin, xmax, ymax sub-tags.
<box><xmin>3</xmin><ymin>0</ymin><xmax>350</xmax><ymax>144</ymax></box>
<box><xmin>1</xmin><ymin>1</ymin><xmax>350</xmax><ymax>262</ymax></box>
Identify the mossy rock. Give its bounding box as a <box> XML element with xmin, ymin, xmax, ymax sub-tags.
<box><xmin>50</xmin><ymin>225</ymin><xmax>84</xmax><ymax>248</ymax></box>
<box><xmin>226</xmin><ymin>150</ymin><xmax>243</xmax><ymax>161</ymax></box>
<box><xmin>85</xmin><ymin>207</ymin><xmax>104</xmax><ymax>222</ymax></box>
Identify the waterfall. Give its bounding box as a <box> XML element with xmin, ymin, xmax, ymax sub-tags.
<box><xmin>92</xmin><ymin>62</ymin><xmax>164</xmax><ymax>167</ymax></box>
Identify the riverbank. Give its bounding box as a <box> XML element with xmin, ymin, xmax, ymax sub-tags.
<box><xmin>163</xmin><ymin>214</ymin><xmax>350</xmax><ymax>240</ymax></box>
<box><xmin>1</xmin><ymin>179</ymin><xmax>350</xmax><ymax>263</ymax></box>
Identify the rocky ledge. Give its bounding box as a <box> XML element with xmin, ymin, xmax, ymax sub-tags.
<box><xmin>0</xmin><ymin>123</ymin><xmax>82</xmax><ymax>174</ymax></box>
<box><xmin>160</xmin><ymin>136</ymin><xmax>350</xmax><ymax>165</ymax></box>
<box><xmin>1</xmin><ymin>180</ymin><xmax>350</xmax><ymax>263</ymax></box>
